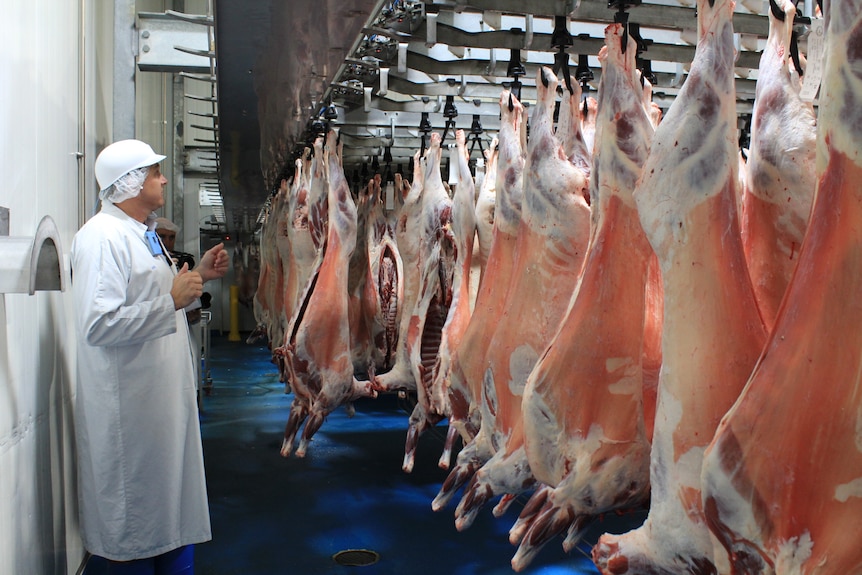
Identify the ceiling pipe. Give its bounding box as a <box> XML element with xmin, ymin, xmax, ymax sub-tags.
<box><xmin>486</xmin><ymin>49</ymin><xmax>497</xmax><ymax>76</ymax></box>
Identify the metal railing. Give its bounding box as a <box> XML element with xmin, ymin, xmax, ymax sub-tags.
<box><xmin>200</xmin><ymin>310</ymin><xmax>213</xmax><ymax>404</ymax></box>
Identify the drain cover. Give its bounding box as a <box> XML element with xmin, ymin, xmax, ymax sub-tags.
<box><xmin>332</xmin><ymin>549</ymin><xmax>380</xmax><ymax>567</ymax></box>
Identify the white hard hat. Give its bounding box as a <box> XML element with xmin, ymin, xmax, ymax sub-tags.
<box><xmin>95</xmin><ymin>139</ymin><xmax>166</xmax><ymax>191</ymax></box>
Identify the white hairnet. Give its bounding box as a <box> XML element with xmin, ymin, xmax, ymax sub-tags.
<box><xmin>99</xmin><ymin>166</ymin><xmax>149</xmax><ymax>204</ymax></box>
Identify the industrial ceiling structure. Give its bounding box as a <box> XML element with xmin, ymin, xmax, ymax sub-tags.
<box><xmin>210</xmin><ymin>0</ymin><xmax>818</xmax><ymax>233</ymax></box>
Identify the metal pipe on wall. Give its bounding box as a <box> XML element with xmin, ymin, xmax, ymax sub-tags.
<box><xmin>113</xmin><ymin>0</ymin><xmax>137</xmax><ymax>140</ymax></box>
<box><xmin>78</xmin><ymin>0</ymin><xmax>87</xmax><ymax>229</ymax></box>
<box><xmin>162</xmin><ymin>70</ymin><xmax>169</xmax><ymax>170</ymax></box>
<box><xmin>172</xmin><ymin>74</ymin><xmax>185</xmax><ymax>233</ymax></box>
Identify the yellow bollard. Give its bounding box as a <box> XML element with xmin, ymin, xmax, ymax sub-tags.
<box><xmin>228</xmin><ymin>284</ymin><xmax>241</xmax><ymax>342</ymax></box>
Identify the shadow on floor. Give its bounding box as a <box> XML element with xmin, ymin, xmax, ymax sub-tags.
<box><xmin>87</xmin><ymin>334</ymin><xmax>647</xmax><ymax>575</ymax></box>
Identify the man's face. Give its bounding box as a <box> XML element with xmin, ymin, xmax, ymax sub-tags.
<box><xmin>156</xmin><ymin>228</ymin><xmax>177</xmax><ymax>252</ymax></box>
<box><xmin>139</xmin><ymin>164</ymin><xmax>168</xmax><ymax>212</ymax></box>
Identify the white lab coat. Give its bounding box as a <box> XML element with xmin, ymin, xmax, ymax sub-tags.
<box><xmin>70</xmin><ymin>203</ymin><xmax>211</xmax><ymax>560</ymax></box>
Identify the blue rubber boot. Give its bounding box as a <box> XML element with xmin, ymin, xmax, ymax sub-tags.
<box><xmin>105</xmin><ymin>558</ymin><xmax>155</xmax><ymax>575</ymax></box>
<box><xmin>155</xmin><ymin>545</ymin><xmax>194</xmax><ymax>575</ymax></box>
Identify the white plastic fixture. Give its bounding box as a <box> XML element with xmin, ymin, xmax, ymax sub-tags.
<box><xmin>0</xmin><ymin>215</ymin><xmax>65</xmax><ymax>294</ymax></box>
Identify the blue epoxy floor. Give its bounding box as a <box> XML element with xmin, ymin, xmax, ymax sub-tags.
<box><xmin>86</xmin><ymin>334</ymin><xmax>646</xmax><ymax>575</ymax></box>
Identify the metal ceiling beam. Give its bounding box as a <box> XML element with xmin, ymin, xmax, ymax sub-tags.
<box><xmin>211</xmin><ymin>0</ymin><xmax>790</xmax><ymax>222</ymax></box>
<box><xmin>137</xmin><ymin>12</ymin><xmax>212</xmax><ymax>73</ymax></box>
<box><xmin>423</xmin><ymin>0</ymin><xmax>769</xmax><ymax>37</ymax></box>
<box><xmin>340</xmin><ymin>107</ymin><xmax>504</xmax><ymax>130</ymax></box>
<box><xmin>386</xmin><ymin>75</ymin><xmax>537</xmax><ymax>98</ymax></box>
<box><xmin>404</xmin><ymin>22</ymin><xmax>763</xmax><ymax>69</ymax></box>
<box><xmin>424</xmin><ymin>0</ymin><xmax>579</xmax><ymax>17</ymax></box>
<box><xmin>381</xmin><ymin>51</ymin><xmax>760</xmax><ymax>96</ymax></box>
<box><xmin>335</xmin><ymin>91</ymin><xmax>754</xmax><ymax>132</ymax></box>
<box><xmin>570</xmin><ymin>0</ymin><xmax>769</xmax><ymax>36</ymax></box>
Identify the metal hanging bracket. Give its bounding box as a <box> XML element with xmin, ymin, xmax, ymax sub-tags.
<box><xmin>506</xmin><ymin>30</ymin><xmax>527</xmax><ymax>102</ymax></box>
<box><xmin>629</xmin><ymin>23</ymin><xmax>658</xmax><ymax>86</ymax></box>
<box><xmin>608</xmin><ymin>0</ymin><xmax>642</xmax><ymax>54</ymax></box>
<box><xmin>441</xmin><ymin>95</ymin><xmax>458</xmax><ymax>145</ymax></box>
<box><xmin>419</xmin><ymin>111</ymin><xmax>432</xmax><ymax>155</ymax></box>
<box><xmin>575</xmin><ymin>40</ymin><xmax>594</xmax><ymax>116</ymax></box>
<box><xmin>468</xmin><ymin>114</ymin><xmax>485</xmax><ymax>162</ymax></box>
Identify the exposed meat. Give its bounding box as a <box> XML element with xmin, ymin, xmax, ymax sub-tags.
<box><xmin>401</xmin><ymin>132</ymin><xmax>461</xmax><ymax>472</ymax></box>
<box><xmin>364</xmin><ymin>173</ymin><xmax>409</xmax><ymax>376</ymax></box>
<box><xmin>306</xmin><ymin>136</ymin><xmax>330</xmax><ymax>251</ymax></box>
<box><xmin>740</xmin><ymin>0</ymin><xmax>817</xmax><ymax>331</ymax></box>
<box><xmin>473</xmin><ymin>137</ymin><xmax>498</xmax><ymax>293</ymax></box>
<box><xmin>362</xmin><ymin>175</ymin><xmax>403</xmax><ymax>378</ymax></box>
<box><xmin>269</xmin><ymin>152</ymin><xmax>321</xmax><ymax>387</ymax></box>
<box><xmin>373</xmin><ymin>152</ymin><xmax>425</xmax><ymax>394</ymax></box>
<box><xmin>580</xmin><ymin>94</ymin><xmax>599</xmax><ymax>158</ymax></box>
<box><xmin>233</xmin><ymin>238</ymin><xmax>261</xmax><ymax>313</ymax></box>
<box><xmin>512</xmin><ymin>24</ymin><xmax>655</xmax><ymax>571</ymax></box>
<box><xmin>388</xmin><ymin>172</ymin><xmax>409</xmax><ymax>235</ymax></box>
<box><xmin>346</xmin><ymin>176</ymin><xmax>378</xmax><ymax>380</ymax></box>
<box><xmin>641</xmin><ymin>254</ymin><xmax>662</xmax><ymax>444</ymax></box>
<box><xmin>557</xmin><ymin>81</ymin><xmax>592</xmax><ymax>184</ymax></box>
<box><xmin>429</xmin><ymin>129</ymin><xmax>479</xmax><ymax>470</ymax></box>
<box><xmin>642</xmin><ymin>77</ymin><xmax>663</xmax><ymax>129</ymax></box>
<box><xmin>347</xmin><ymin>178</ymin><xmax>400</xmax><ymax>378</ymax></box>
<box><xmin>448</xmin><ymin>67</ymin><xmax>592</xmax><ymax>531</ymax></box>
<box><xmin>701</xmin><ymin>6</ymin><xmax>862</xmax><ymax>574</ymax></box>
<box><xmin>592</xmin><ymin>0</ymin><xmax>767</xmax><ymax>571</ymax></box>
<box><xmin>284</xmin><ymin>143</ymin><xmax>326</xmax><ymax>345</ymax></box>
<box><xmin>280</xmin><ymin>130</ymin><xmax>376</xmax><ymax>458</ymax></box>
<box><xmin>252</xmin><ymin>178</ymin><xmax>288</xmax><ymax>348</ymax></box>
<box><xmin>737</xmin><ymin>151</ymin><xmax>748</xmax><ymax>228</ymax></box>
<box><xmin>269</xmin><ymin>179</ymin><xmax>291</xmax><ymax>350</ymax></box>
<box><xmin>435</xmin><ymin>90</ymin><xmax>526</xmax><ymax>494</ymax></box>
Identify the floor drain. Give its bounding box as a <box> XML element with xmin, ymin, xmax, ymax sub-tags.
<box><xmin>332</xmin><ymin>549</ymin><xmax>380</xmax><ymax>567</ymax></box>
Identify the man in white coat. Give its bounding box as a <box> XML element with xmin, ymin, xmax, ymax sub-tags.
<box><xmin>70</xmin><ymin>139</ymin><xmax>229</xmax><ymax>574</ymax></box>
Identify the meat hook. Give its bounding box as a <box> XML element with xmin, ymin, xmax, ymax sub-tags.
<box><xmin>768</xmin><ymin>0</ymin><xmax>812</xmax><ymax>24</ymax></box>
<box><xmin>507</xmin><ymin>41</ymin><xmax>526</xmax><ymax>101</ymax></box>
<box><xmin>628</xmin><ymin>24</ymin><xmax>657</xmax><ymax>87</ymax></box>
<box><xmin>575</xmin><ymin>48</ymin><xmax>594</xmax><ymax>116</ymax></box>
<box><xmin>609</xmin><ymin>0</ymin><xmax>642</xmax><ymax>54</ymax></box>
<box><xmin>553</xmin><ymin>49</ymin><xmax>574</xmax><ymax>94</ymax></box>
<box><xmin>469</xmin><ymin>114</ymin><xmax>485</xmax><ymax>160</ymax></box>
<box><xmin>767</xmin><ymin>0</ymin><xmax>811</xmax><ymax>76</ymax></box>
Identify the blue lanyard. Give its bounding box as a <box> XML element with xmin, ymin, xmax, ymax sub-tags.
<box><xmin>145</xmin><ymin>231</ymin><xmax>174</xmax><ymax>267</ymax></box>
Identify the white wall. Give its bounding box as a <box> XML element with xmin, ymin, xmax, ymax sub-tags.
<box><xmin>0</xmin><ymin>1</ymin><xmax>97</xmax><ymax>573</ymax></box>
<box><xmin>0</xmin><ymin>1</ymin><xmax>219</xmax><ymax>573</ymax></box>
